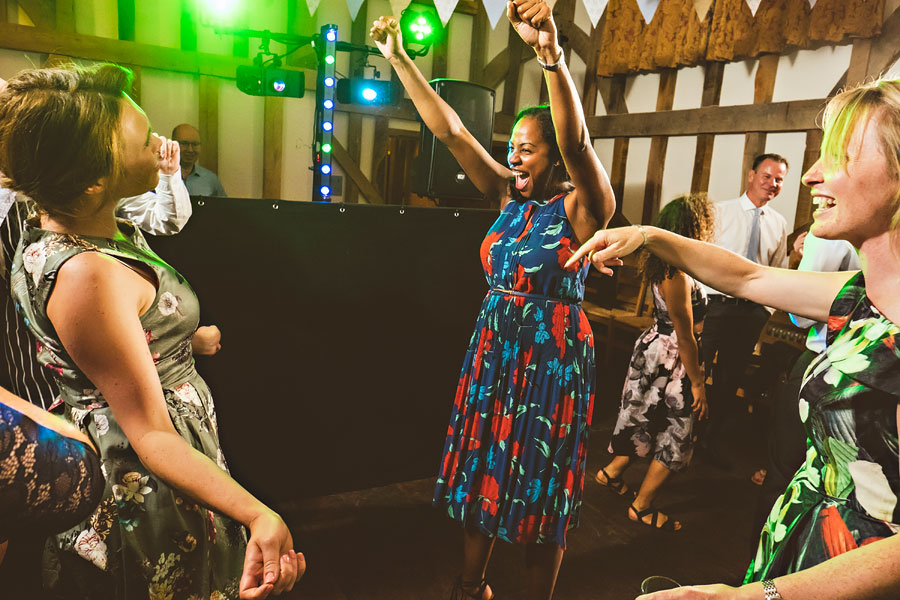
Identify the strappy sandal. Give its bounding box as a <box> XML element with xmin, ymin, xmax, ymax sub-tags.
<box><xmin>628</xmin><ymin>503</ymin><xmax>681</xmax><ymax>532</ymax></box>
<box><xmin>594</xmin><ymin>467</ymin><xmax>635</xmax><ymax>498</ymax></box>
<box><xmin>450</xmin><ymin>576</ymin><xmax>495</xmax><ymax>600</ymax></box>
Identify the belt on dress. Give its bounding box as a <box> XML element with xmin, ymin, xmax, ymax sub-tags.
<box><xmin>489</xmin><ymin>287</ymin><xmax>581</xmax><ymax>305</ymax></box>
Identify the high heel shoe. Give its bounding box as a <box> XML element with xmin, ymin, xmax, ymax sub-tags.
<box><xmin>450</xmin><ymin>576</ymin><xmax>495</xmax><ymax>600</ymax></box>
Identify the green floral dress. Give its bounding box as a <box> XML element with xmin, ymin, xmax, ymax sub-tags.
<box><xmin>746</xmin><ymin>272</ymin><xmax>900</xmax><ymax>581</ymax></box>
<box><xmin>11</xmin><ymin>220</ymin><xmax>246</xmax><ymax>599</ymax></box>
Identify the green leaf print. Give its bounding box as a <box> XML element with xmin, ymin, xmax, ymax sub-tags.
<box><xmin>523</xmin><ymin>265</ymin><xmax>543</xmax><ymax>274</ymax></box>
<box><xmin>535</xmin><ymin>439</ymin><xmax>550</xmax><ymax>458</ymax></box>
<box><xmin>544</xmin><ymin>222</ymin><xmax>564</xmax><ymax>236</ymax></box>
<box><xmin>823</xmin><ymin>437</ymin><xmax>859</xmax><ymax>498</ymax></box>
<box><xmin>541</xmin><ymin>241</ymin><xmax>561</xmax><ymax>250</ymax></box>
<box><xmin>536</xmin><ymin>416</ymin><xmax>552</xmax><ymax>428</ymax></box>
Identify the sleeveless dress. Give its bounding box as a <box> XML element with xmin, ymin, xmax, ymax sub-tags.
<box><xmin>746</xmin><ymin>272</ymin><xmax>900</xmax><ymax>581</ymax></box>
<box><xmin>609</xmin><ymin>278</ymin><xmax>707</xmax><ymax>471</ymax></box>
<box><xmin>433</xmin><ymin>193</ymin><xmax>595</xmax><ymax>548</ymax></box>
<box><xmin>11</xmin><ymin>220</ymin><xmax>247</xmax><ymax>599</ymax></box>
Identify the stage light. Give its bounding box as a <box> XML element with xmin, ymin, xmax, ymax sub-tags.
<box><xmin>320</xmin><ymin>185</ymin><xmax>331</xmax><ymax>196</ymax></box>
<box><xmin>321</xmin><ymin>164</ymin><xmax>331</xmax><ymax>174</ymax></box>
<box><xmin>325</xmin><ymin>29</ymin><xmax>336</xmax><ymax>42</ymax></box>
<box><xmin>323</xmin><ymin>99</ymin><xmax>334</xmax><ymax>109</ymax></box>
<box><xmin>325</xmin><ymin>55</ymin><xmax>335</xmax><ymax>65</ymax></box>
<box><xmin>323</xmin><ymin>121</ymin><xmax>333</xmax><ymax>131</ymax></box>
<box><xmin>322</xmin><ymin>143</ymin><xmax>332</xmax><ymax>153</ymax></box>
<box><xmin>205</xmin><ymin>0</ymin><xmax>238</xmax><ymax>17</ymax></box>
<box><xmin>324</xmin><ymin>77</ymin><xmax>335</xmax><ymax>87</ymax></box>
<box><xmin>336</xmin><ymin>78</ymin><xmax>394</xmax><ymax>105</ymax></box>
<box><xmin>236</xmin><ymin>65</ymin><xmax>304</xmax><ymax>98</ymax></box>
<box><xmin>399</xmin><ymin>4</ymin><xmax>442</xmax><ymax>56</ymax></box>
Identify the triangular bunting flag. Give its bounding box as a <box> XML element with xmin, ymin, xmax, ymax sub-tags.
<box><xmin>808</xmin><ymin>0</ymin><xmax>818</xmax><ymax>8</ymax></box>
<box><xmin>346</xmin><ymin>0</ymin><xmax>365</xmax><ymax>20</ymax></box>
<box><xmin>582</xmin><ymin>0</ymin><xmax>609</xmax><ymax>28</ymax></box>
<box><xmin>693</xmin><ymin>0</ymin><xmax>713</xmax><ymax>21</ymax></box>
<box><xmin>306</xmin><ymin>0</ymin><xmax>321</xmax><ymax>16</ymax></box>
<box><xmin>745</xmin><ymin>0</ymin><xmax>763</xmax><ymax>16</ymax></box>
<box><xmin>635</xmin><ymin>0</ymin><xmax>660</xmax><ymax>24</ymax></box>
<box><xmin>434</xmin><ymin>0</ymin><xmax>460</xmax><ymax>25</ymax></box>
<box><xmin>390</xmin><ymin>0</ymin><xmax>412</xmax><ymax>17</ymax></box>
<box><xmin>483</xmin><ymin>0</ymin><xmax>508</xmax><ymax>29</ymax></box>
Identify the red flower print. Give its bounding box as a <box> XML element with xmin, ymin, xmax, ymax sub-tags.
<box><xmin>513</xmin><ymin>265</ymin><xmax>534</xmax><ymax>294</ymax></box>
<box><xmin>517</xmin><ymin>514</ymin><xmax>542</xmax><ymax>542</ymax></box>
<box><xmin>828</xmin><ymin>315</ymin><xmax>849</xmax><ymax>331</ymax></box>
<box><xmin>552</xmin><ymin>303</ymin><xmax>568</xmax><ymax>357</ymax></box>
<box><xmin>466</xmin><ymin>411</ymin><xmax>482</xmax><ymax>451</ymax></box>
<box><xmin>475</xmin><ymin>475</ymin><xmax>500</xmax><ymax>516</ymax></box>
<box><xmin>498</xmin><ymin>413</ymin><xmax>513</xmax><ymax>443</ymax></box>
<box><xmin>144</xmin><ymin>329</ymin><xmax>155</xmax><ymax>345</ymax></box>
<box><xmin>514</xmin><ymin>210</ymin><xmax>535</xmax><ymax>242</ymax></box>
<box><xmin>565</xmin><ymin>469</ymin><xmax>574</xmax><ymax>495</ymax></box>
<box><xmin>472</xmin><ymin>329</ymin><xmax>493</xmax><ymax>379</ymax></box>
<box><xmin>480</xmin><ymin>231</ymin><xmax>503</xmax><ymax>275</ymax></box>
<box><xmin>821</xmin><ymin>505</ymin><xmax>856</xmax><ymax>558</ymax></box>
<box><xmin>556</xmin><ymin>236</ymin><xmax>575</xmax><ymax>269</ymax></box>
<box><xmin>576</xmin><ymin>313</ymin><xmax>593</xmax><ymax>346</ymax></box>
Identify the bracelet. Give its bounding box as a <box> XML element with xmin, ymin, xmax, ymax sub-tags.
<box><xmin>635</xmin><ymin>224</ymin><xmax>649</xmax><ymax>249</ymax></box>
<box><xmin>536</xmin><ymin>49</ymin><xmax>563</xmax><ymax>71</ymax></box>
<box><xmin>761</xmin><ymin>579</ymin><xmax>783</xmax><ymax>600</ymax></box>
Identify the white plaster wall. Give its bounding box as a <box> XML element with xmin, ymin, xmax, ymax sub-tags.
<box><xmin>622</xmin><ymin>137</ymin><xmax>651</xmax><ymax>224</ymax></box>
<box><xmin>660</xmin><ymin>136</ymin><xmax>698</xmax><ymax>207</ymax></box>
<box><xmin>135</xmin><ymin>0</ymin><xmax>181</xmax><ymax>49</ymax></box>
<box><xmin>719</xmin><ymin>58</ymin><xmax>757</xmax><ymax>106</ymax></box>
<box><xmin>446</xmin><ymin>14</ymin><xmax>473</xmax><ymax>81</ymax></box>
<box><xmin>0</xmin><ymin>49</ymin><xmax>43</xmax><ymax>79</ymax></box>
<box><xmin>625</xmin><ymin>72</ymin><xmax>660</xmax><ymax>113</ymax></box>
<box><xmin>706</xmin><ymin>133</ymin><xmax>744</xmax><ymax>203</ymax></box>
<box><xmin>74</xmin><ymin>0</ymin><xmax>118</xmax><ymax>38</ymax></box>
<box><xmin>671</xmin><ymin>65</ymin><xmax>704</xmax><ymax>110</ymax></box>
<box><xmin>218</xmin><ymin>83</ymin><xmax>264</xmax><ymax>198</ymax></box>
<box><xmin>764</xmin><ymin>131</ymin><xmax>807</xmax><ymax>228</ymax></box>
<box><xmin>140</xmin><ymin>68</ymin><xmax>199</xmax><ymax>140</ymax></box>
<box><xmin>281</xmin><ymin>94</ymin><xmax>318</xmax><ymax>202</ymax></box>
<box><xmin>773</xmin><ymin>45</ymin><xmax>852</xmax><ymax>102</ymax></box>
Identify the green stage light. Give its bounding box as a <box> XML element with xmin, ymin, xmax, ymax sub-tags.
<box><xmin>205</xmin><ymin>0</ymin><xmax>239</xmax><ymax>17</ymax></box>
<box><xmin>399</xmin><ymin>4</ymin><xmax>442</xmax><ymax>57</ymax></box>
<box><xmin>322</xmin><ymin>143</ymin><xmax>332</xmax><ymax>153</ymax></box>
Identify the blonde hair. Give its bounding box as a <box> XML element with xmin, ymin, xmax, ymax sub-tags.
<box><xmin>820</xmin><ymin>78</ymin><xmax>900</xmax><ymax>228</ymax></box>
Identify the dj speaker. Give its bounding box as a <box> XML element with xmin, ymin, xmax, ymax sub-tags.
<box><xmin>412</xmin><ymin>79</ymin><xmax>495</xmax><ymax>200</ymax></box>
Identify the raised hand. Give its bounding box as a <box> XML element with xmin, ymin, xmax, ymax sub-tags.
<box><xmin>155</xmin><ymin>134</ymin><xmax>181</xmax><ymax>175</ymax></box>
<box><xmin>507</xmin><ymin>0</ymin><xmax>557</xmax><ymax>53</ymax></box>
<box><xmin>370</xmin><ymin>16</ymin><xmax>406</xmax><ymax>62</ymax></box>
<box><xmin>565</xmin><ymin>226</ymin><xmax>644</xmax><ymax>275</ymax></box>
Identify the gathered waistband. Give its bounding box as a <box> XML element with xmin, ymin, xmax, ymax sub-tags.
<box><xmin>489</xmin><ymin>287</ymin><xmax>581</xmax><ymax>305</ymax></box>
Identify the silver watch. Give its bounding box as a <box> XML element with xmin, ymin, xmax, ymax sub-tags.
<box><xmin>762</xmin><ymin>579</ymin><xmax>783</xmax><ymax>600</ymax></box>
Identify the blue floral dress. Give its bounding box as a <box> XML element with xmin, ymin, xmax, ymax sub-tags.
<box><xmin>746</xmin><ymin>272</ymin><xmax>900</xmax><ymax>581</ymax></box>
<box><xmin>609</xmin><ymin>279</ymin><xmax>706</xmax><ymax>472</ymax></box>
<box><xmin>433</xmin><ymin>193</ymin><xmax>595</xmax><ymax>548</ymax></box>
<box><xmin>11</xmin><ymin>220</ymin><xmax>246</xmax><ymax>599</ymax></box>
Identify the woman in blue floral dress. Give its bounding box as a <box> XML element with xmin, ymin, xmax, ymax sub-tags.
<box><xmin>595</xmin><ymin>195</ymin><xmax>712</xmax><ymax>532</ymax></box>
<box><xmin>0</xmin><ymin>64</ymin><xmax>303</xmax><ymax>599</ymax></box>
<box><xmin>371</xmin><ymin>1</ymin><xmax>615</xmax><ymax>598</ymax></box>
<box><xmin>572</xmin><ymin>78</ymin><xmax>900</xmax><ymax>600</ymax></box>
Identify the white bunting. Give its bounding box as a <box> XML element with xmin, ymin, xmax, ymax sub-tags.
<box><xmin>635</xmin><ymin>0</ymin><xmax>660</xmax><ymax>24</ymax></box>
<box><xmin>808</xmin><ymin>0</ymin><xmax>818</xmax><ymax>8</ymax></box>
<box><xmin>390</xmin><ymin>0</ymin><xmax>412</xmax><ymax>17</ymax></box>
<box><xmin>483</xmin><ymin>0</ymin><xmax>508</xmax><ymax>29</ymax></box>
<box><xmin>745</xmin><ymin>0</ymin><xmax>763</xmax><ymax>17</ymax></box>
<box><xmin>693</xmin><ymin>0</ymin><xmax>713</xmax><ymax>21</ymax></box>
<box><xmin>582</xmin><ymin>0</ymin><xmax>609</xmax><ymax>28</ymax></box>
<box><xmin>306</xmin><ymin>0</ymin><xmax>321</xmax><ymax>16</ymax></box>
<box><xmin>346</xmin><ymin>0</ymin><xmax>365</xmax><ymax>20</ymax></box>
<box><xmin>434</xmin><ymin>0</ymin><xmax>460</xmax><ymax>25</ymax></box>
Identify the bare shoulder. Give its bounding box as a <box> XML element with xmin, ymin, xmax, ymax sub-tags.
<box><xmin>51</xmin><ymin>251</ymin><xmax>155</xmax><ymax>317</ymax></box>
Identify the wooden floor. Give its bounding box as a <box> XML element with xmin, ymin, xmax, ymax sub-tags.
<box><xmin>278</xmin><ymin>408</ymin><xmax>768</xmax><ymax>600</ymax></box>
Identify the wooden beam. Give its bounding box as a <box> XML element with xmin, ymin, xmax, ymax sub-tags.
<box><xmin>585</xmin><ymin>97</ymin><xmax>825</xmax><ymax>139</ymax></box>
<box><xmin>0</xmin><ymin>22</ymin><xmax>244</xmax><ymax>79</ymax></box>
<box><xmin>431</xmin><ymin>37</ymin><xmax>448</xmax><ymax>79</ymax></box>
<box><xmin>845</xmin><ymin>38</ymin><xmax>873</xmax><ymax>88</ymax></box>
<box><xmin>795</xmin><ymin>129</ymin><xmax>823</xmax><ymax>229</ymax></box>
<box><xmin>741</xmin><ymin>54</ymin><xmax>779</xmax><ymax>186</ymax></box>
<box><xmin>0</xmin><ymin>0</ymin><xmax>8</xmax><ymax>24</ymax></box>
<box><xmin>332</xmin><ymin>138</ymin><xmax>385</xmax><ymax>205</ymax></box>
<box><xmin>481</xmin><ymin>49</ymin><xmax>509</xmax><ymax>89</ymax></box>
<box><xmin>641</xmin><ymin>69</ymin><xmax>677</xmax><ymax>225</ymax></box>
<box><xmin>344</xmin><ymin>6</ymin><xmax>370</xmax><ymax>205</ymax></box>
<box><xmin>502</xmin><ymin>26</ymin><xmax>525</xmax><ymax>115</ymax></box>
<box><xmin>180</xmin><ymin>0</ymin><xmax>198</xmax><ymax>52</ymax></box>
<box><xmin>263</xmin><ymin>97</ymin><xmax>283</xmax><ymax>199</ymax></box>
<box><xmin>580</xmin><ymin>14</ymin><xmax>605</xmax><ymax>117</ymax></box>
<box><xmin>198</xmin><ymin>75</ymin><xmax>219</xmax><ymax>176</ymax></box>
<box><xmin>15</xmin><ymin>0</ymin><xmax>53</xmax><ymax>29</ymax></box>
<box><xmin>692</xmin><ymin>61</ymin><xmax>724</xmax><ymax>194</ymax></box>
<box><xmin>117</xmin><ymin>0</ymin><xmax>135</xmax><ymax>42</ymax></box>
<box><xmin>56</xmin><ymin>0</ymin><xmax>75</xmax><ymax>33</ymax></box>
<box><xmin>604</xmin><ymin>76</ymin><xmax>629</xmax><ymax>218</ymax></box>
<box><xmin>468</xmin><ymin>1</ymin><xmax>488</xmax><ymax>84</ymax></box>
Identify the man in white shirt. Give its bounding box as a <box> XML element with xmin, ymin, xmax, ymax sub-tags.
<box><xmin>699</xmin><ymin>153</ymin><xmax>790</xmax><ymax>469</ymax></box>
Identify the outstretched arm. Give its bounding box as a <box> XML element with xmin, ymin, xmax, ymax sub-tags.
<box><xmin>370</xmin><ymin>16</ymin><xmax>511</xmax><ymax>204</ymax></box>
<box><xmin>567</xmin><ymin>225</ymin><xmax>854</xmax><ymax>322</ymax></box>
<box><xmin>659</xmin><ymin>273</ymin><xmax>706</xmax><ymax>420</ymax></box>
<box><xmin>116</xmin><ymin>135</ymin><xmax>193</xmax><ymax>236</ymax></box>
<box><xmin>508</xmin><ymin>0</ymin><xmax>614</xmax><ymax>241</ymax></box>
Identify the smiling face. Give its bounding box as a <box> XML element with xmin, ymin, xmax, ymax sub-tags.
<box><xmin>803</xmin><ymin>114</ymin><xmax>900</xmax><ymax>248</ymax></box>
<box><xmin>114</xmin><ymin>98</ymin><xmax>161</xmax><ymax>199</ymax></box>
<box><xmin>507</xmin><ymin>116</ymin><xmax>555</xmax><ymax>200</ymax></box>
<box><xmin>172</xmin><ymin>124</ymin><xmax>201</xmax><ymax>172</ymax></box>
<box><xmin>746</xmin><ymin>158</ymin><xmax>787</xmax><ymax>207</ymax></box>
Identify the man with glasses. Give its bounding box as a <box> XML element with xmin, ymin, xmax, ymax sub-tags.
<box><xmin>172</xmin><ymin>123</ymin><xmax>227</xmax><ymax>197</ymax></box>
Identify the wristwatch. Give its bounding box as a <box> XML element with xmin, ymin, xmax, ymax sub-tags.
<box><xmin>762</xmin><ymin>579</ymin><xmax>783</xmax><ymax>600</ymax></box>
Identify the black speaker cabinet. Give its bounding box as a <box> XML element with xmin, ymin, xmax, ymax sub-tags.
<box><xmin>412</xmin><ymin>79</ymin><xmax>496</xmax><ymax>200</ymax></box>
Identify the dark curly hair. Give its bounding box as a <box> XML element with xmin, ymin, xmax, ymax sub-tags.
<box><xmin>512</xmin><ymin>105</ymin><xmax>573</xmax><ymax>197</ymax></box>
<box><xmin>642</xmin><ymin>193</ymin><xmax>715</xmax><ymax>286</ymax></box>
<box><xmin>0</xmin><ymin>63</ymin><xmax>133</xmax><ymax>218</ymax></box>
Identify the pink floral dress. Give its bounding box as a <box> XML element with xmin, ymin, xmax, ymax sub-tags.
<box><xmin>11</xmin><ymin>219</ymin><xmax>246</xmax><ymax>599</ymax></box>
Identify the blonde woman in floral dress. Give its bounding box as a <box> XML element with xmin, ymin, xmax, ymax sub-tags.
<box><xmin>570</xmin><ymin>78</ymin><xmax>900</xmax><ymax>600</ymax></box>
<box><xmin>0</xmin><ymin>65</ymin><xmax>303</xmax><ymax>599</ymax></box>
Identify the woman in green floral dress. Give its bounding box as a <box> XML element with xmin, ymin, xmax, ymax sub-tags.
<box><xmin>0</xmin><ymin>65</ymin><xmax>303</xmax><ymax>599</ymax></box>
<box><xmin>570</xmin><ymin>78</ymin><xmax>900</xmax><ymax>600</ymax></box>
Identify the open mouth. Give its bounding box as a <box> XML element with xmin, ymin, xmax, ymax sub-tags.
<box><xmin>813</xmin><ymin>195</ymin><xmax>836</xmax><ymax>210</ymax></box>
<box><xmin>512</xmin><ymin>171</ymin><xmax>529</xmax><ymax>191</ymax></box>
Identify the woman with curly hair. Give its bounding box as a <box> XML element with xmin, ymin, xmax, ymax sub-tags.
<box><xmin>594</xmin><ymin>194</ymin><xmax>712</xmax><ymax>532</ymax></box>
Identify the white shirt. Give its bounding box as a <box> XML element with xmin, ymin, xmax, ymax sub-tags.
<box><xmin>703</xmin><ymin>194</ymin><xmax>789</xmax><ymax>297</ymax></box>
<box><xmin>789</xmin><ymin>233</ymin><xmax>860</xmax><ymax>352</ymax></box>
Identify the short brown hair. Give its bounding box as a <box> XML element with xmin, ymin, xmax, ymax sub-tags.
<box><xmin>0</xmin><ymin>63</ymin><xmax>133</xmax><ymax>217</ymax></box>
